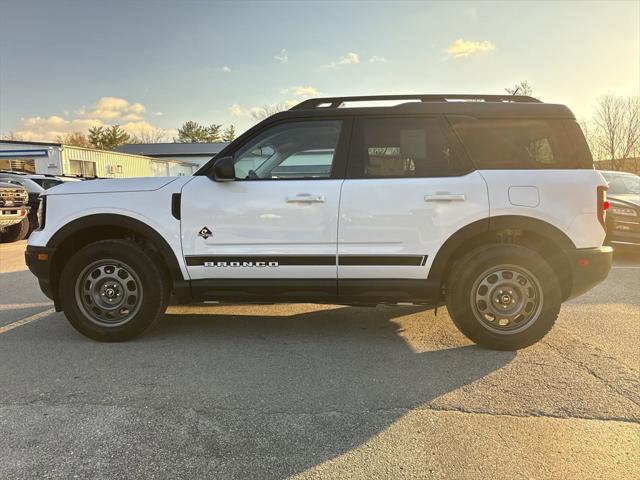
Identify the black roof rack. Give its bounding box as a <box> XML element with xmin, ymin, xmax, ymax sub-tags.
<box><xmin>291</xmin><ymin>94</ymin><xmax>542</xmax><ymax>110</ymax></box>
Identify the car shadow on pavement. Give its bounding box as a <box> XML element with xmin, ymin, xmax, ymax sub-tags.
<box><xmin>1</xmin><ymin>303</ymin><xmax>515</xmax><ymax>479</ymax></box>
<box><xmin>125</xmin><ymin>306</ymin><xmax>516</xmax><ymax>478</ymax></box>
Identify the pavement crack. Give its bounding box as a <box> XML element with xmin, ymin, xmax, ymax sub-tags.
<box><xmin>542</xmin><ymin>332</ymin><xmax>640</xmax><ymax>409</ymax></box>
<box><xmin>1</xmin><ymin>399</ymin><xmax>638</xmax><ymax>425</ymax></box>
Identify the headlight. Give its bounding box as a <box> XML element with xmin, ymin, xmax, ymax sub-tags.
<box><xmin>609</xmin><ymin>206</ymin><xmax>638</xmax><ymax>217</ymax></box>
<box><xmin>37</xmin><ymin>196</ymin><xmax>46</xmax><ymax>230</ymax></box>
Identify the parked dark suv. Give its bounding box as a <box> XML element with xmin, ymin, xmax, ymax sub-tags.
<box><xmin>0</xmin><ymin>180</ymin><xmax>30</xmax><ymax>242</ymax></box>
<box><xmin>0</xmin><ymin>174</ymin><xmax>43</xmax><ymax>234</ymax></box>
<box><xmin>600</xmin><ymin>170</ymin><xmax>640</xmax><ymax>250</ymax></box>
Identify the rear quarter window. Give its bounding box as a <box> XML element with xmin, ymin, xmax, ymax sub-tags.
<box><xmin>449</xmin><ymin>117</ymin><xmax>593</xmax><ymax>169</ymax></box>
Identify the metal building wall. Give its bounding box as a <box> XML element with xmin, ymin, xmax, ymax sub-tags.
<box><xmin>60</xmin><ymin>146</ymin><xmax>158</xmax><ymax>178</ymax></box>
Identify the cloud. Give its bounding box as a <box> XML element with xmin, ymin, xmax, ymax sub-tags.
<box><xmin>10</xmin><ymin>96</ymin><xmax>166</xmax><ymax>142</ymax></box>
<box><xmin>220</xmin><ymin>66</ymin><xmax>232</xmax><ymax>73</ymax></box>
<box><xmin>12</xmin><ymin>115</ymin><xmax>104</xmax><ymax>142</ymax></box>
<box><xmin>339</xmin><ymin>52</ymin><xmax>359</xmax><ymax>65</ymax></box>
<box><xmin>281</xmin><ymin>86</ymin><xmax>319</xmax><ymax>97</ymax></box>
<box><xmin>85</xmin><ymin>96</ymin><xmax>146</xmax><ymax>121</ymax></box>
<box><xmin>121</xmin><ymin>113</ymin><xmax>144</xmax><ymax>122</ymax></box>
<box><xmin>322</xmin><ymin>52</ymin><xmax>360</xmax><ymax>68</ymax></box>
<box><xmin>229</xmin><ymin>104</ymin><xmax>247</xmax><ymax>117</ymax></box>
<box><xmin>445</xmin><ymin>38</ymin><xmax>495</xmax><ymax>58</ymax></box>
<box><xmin>274</xmin><ymin>49</ymin><xmax>288</xmax><ymax>63</ymax></box>
<box><xmin>368</xmin><ymin>56</ymin><xmax>387</xmax><ymax>63</ymax></box>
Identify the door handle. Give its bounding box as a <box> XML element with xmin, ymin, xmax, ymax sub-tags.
<box><xmin>286</xmin><ymin>194</ymin><xmax>326</xmax><ymax>204</ymax></box>
<box><xmin>424</xmin><ymin>194</ymin><xmax>466</xmax><ymax>202</ymax></box>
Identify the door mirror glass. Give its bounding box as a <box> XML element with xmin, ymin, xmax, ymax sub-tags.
<box><xmin>211</xmin><ymin>156</ymin><xmax>235</xmax><ymax>181</ymax></box>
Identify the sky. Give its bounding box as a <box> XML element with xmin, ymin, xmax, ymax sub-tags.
<box><xmin>0</xmin><ymin>0</ymin><xmax>638</xmax><ymax>142</ymax></box>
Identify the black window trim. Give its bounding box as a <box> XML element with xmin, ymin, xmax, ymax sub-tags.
<box><xmin>345</xmin><ymin>114</ymin><xmax>475</xmax><ymax>180</ymax></box>
<box><xmin>207</xmin><ymin>116</ymin><xmax>354</xmax><ymax>181</ymax></box>
<box><xmin>446</xmin><ymin>115</ymin><xmax>593</xmax><ymax>170</ymax></box>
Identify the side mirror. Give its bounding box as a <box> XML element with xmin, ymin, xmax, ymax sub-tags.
<box><xmin>211</xmin><ymin>156</ymin><xmax>235</xmax><ymax>182</ymax></box>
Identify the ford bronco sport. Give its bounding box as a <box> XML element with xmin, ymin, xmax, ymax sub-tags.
<box><xmin>26</xmin><ymin>94</ymin><xmax>613</xmax><ymax>350</ymax></box>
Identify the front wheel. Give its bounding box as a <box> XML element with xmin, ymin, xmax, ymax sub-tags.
<box><xmin>59</xmin><ymin>239</ymin><xmax>170</xmax><ymax>341</ymax></box>
<box><xmin>445</xmin><ymin>244</ymin><xmax>561</xmax><ymax>350</ymax></box>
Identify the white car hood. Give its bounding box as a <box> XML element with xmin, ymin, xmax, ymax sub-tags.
<box><xmin>45</xmin><ymin>177</ymin><xmax>179</xmax><ymax>195</ymax></box>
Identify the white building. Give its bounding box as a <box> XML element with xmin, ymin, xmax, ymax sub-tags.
<box><xmin>0</xmin><ymin>140</ymin><xmax>198</xmax><ymax>178</ymax></box>
<box><xmin>115</xmin><ymin>142</ymin><xmax>229</xmax><ymax>170</ymax></box>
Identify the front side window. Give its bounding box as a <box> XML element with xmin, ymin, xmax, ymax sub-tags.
<box><xmin>351</xmin><ymin>117</ymin><xmax>466</xmax><ymax>178</ymax></box>
<box><xmin>232</xmin><ymin>120</ymin><xmax>342</xmax><ymax>180</ymax></box>
<box><xmin>31</xmin><ymin>178</ymin><xmax>63</xmax><ymax>189</ymax></box>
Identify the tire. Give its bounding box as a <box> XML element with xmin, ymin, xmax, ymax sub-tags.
<box><xmin>0</xmin><ymin>218</ymin><xmax>30</xmax><ymax>243</ymax></box>
<box><xmin>445</xmin><ymin>244</ymin><xmax>561</xmax><ymax>351</ymax></box>
<box><xmin>59</xmin><ymin>239</ymin><xmax>170</xmax><ymax>341</ymax></box>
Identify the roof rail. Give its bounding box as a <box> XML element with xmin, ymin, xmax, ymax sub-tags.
<box><xmin>291</xmin><ymin>94</ymin><xmax>542</xmax><ymax>110</ymax></box>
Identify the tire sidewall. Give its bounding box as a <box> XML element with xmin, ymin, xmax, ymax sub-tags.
<box><xmin>60</xmin><ymin>240</ymin><xmax>168</xmax><ymax>341</ymax></box>
<box><xmin>0</xmin><ymin>218</ymin><xmax>29</xmax><ymax>243</ymax></box>
<box><xmin>447</xmin><ymin>245</ymin><xmax>561</xmax><ymax>350</ymax></box>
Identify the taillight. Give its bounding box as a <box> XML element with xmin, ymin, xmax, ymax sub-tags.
<box><xmin>597</xmin><ymin>185</ymin><xmax>608</xmax><ymax>230</ymax></box>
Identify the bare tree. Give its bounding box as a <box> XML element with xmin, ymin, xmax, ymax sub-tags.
<box><xmin>251</xmin><ymin>104</ymin><xmax>289</xmax><ymax>122</ymax></box>
<box><xmin>56</xmin><ymin>132</ymin><xmax>92</xmax><ymax>148</ymax></box>
<box><xmin>592</xmin><ymin>94</ymin><xmax>640</xmax><ymax>170</ymax></box>
<box><xmin>505</xmin><ymin>81</ymin><xmax>534</xmax><ymax>97</ymax></box>
<box><xmin>132</xmin><ymin>127</ymin><xmax>169</xmax><ymax>144</ymax></box>
<box><xmin>0</xmin><ymin>131</ymin><xmax>23</xmax><ymax>141</ymax></box>
<box><xmin>580</xmin><ymin>119</ymin><xmax>605</xmax><ymax>162</ymax></box>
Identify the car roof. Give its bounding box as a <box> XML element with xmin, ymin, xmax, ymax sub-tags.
<box><xmin>0</xmin><ymin>171</ymin><xmax>66</xmax><ymax>180</ymax></box>
<box><xmin>195</xmin><ymin>94</ymin><xmax>577</xmax><ymax>176</ymax></box>
<box><xmin>279</xmin><ymin>95</ymin><xmax>575</xmax><ymax>120</ymax></box>
<box><xmin>0</xmin><ymin>180</ymin><xmax>24</xmax><ymax>188</ymax></box>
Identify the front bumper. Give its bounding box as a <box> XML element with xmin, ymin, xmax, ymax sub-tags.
<box><xmin>566</xmin><ymin>246</ymin><xmax>613</xmax><ymax>300</ymax></box>
<box><xmin>0</xmin><ymin>207</ymin><xmax>29</xmax><ymax>228</ymax></box>
<box><xmin>25</xmin><ymin>245</ymin><xmax>58</xmax><ymax>308</ymax></box>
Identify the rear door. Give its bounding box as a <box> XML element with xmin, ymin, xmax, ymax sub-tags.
<box><xmin>180</xmin><ymin>118</ymin><xmax>351</xmax><ymax>294</ymax></box>
<box><xmin>337</xmin><ymin>115</ymin><xmax>489</xmax><ymax>302</ymax></box>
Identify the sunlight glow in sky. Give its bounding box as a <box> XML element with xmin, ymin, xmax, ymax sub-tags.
<box><xmin>1</xmin><ymin>0</ymin><xmax>638</xmax><ymax>141</ymax></box>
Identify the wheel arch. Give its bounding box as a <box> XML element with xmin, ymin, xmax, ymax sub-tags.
<box><xmin>47</xmin><ymin>214</ymin><xmax>184</xmax><ymax>304</ymax></box>
<box><xmin>429</xmin><ymin>215</ymin><xmax>576</xmax><ymax>301</ymax></box>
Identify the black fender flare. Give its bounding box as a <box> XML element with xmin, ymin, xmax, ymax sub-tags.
<box><xmin>428</xmin><ymin>215</ymin><xmax>576</xmax><ymax>281</ymax></box>
<box><xmin>47</xmin><ymin>213</ymin><xmax>184</xmax><ymax>282</ymax></box>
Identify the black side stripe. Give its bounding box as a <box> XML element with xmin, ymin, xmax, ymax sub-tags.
<box><xmin>338</xmin><ymin>255</ymin><xmax>426</xmax><ymax>266</ymax></box>
<box><xmin>185</xmin><ymin>255</ymin><xmax>428</xmax><ymax>267</ymax></box>
<box><xmin>185</xmin><ymin>256</ymin><xmax>335</xmax><ymax>266</ymax></box>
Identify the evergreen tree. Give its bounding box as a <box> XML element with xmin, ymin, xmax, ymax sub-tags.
<box><xmin>222</xmin><ymin>125</ymin><xmax>236</xmax><ymax>142</ymax></box>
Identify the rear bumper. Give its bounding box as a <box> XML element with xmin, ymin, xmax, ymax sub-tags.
<box><xmin>25</xmin><ymin>245</ymin><xmax>58</xmax><ymax>308</ymax></box>
<box><xmin>566</xmin><ymin>246</ymin><xmax>613</xmax><ymax>300</ymax></box>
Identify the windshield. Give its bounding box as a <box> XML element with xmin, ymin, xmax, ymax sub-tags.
<box><xmin>602</xmin><ymin>172</ymin><xmax>640</xmax><ymax>195</ymax></box>
<box><xmin>30</xmin><ymin>177</ymin><xmax>64</xmax><ymax>189</ymax></box>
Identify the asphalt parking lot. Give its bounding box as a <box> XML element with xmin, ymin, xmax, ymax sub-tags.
<box><xmin>1</xmin><ymin>240</ymin><xmax>639</xmax><ymax>479</ymax></box>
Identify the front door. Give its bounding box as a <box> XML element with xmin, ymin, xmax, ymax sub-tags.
<box><xmin>180</xmin><ymin>119</ymin><xmax>350</xmax><ymax>299</ymax></box>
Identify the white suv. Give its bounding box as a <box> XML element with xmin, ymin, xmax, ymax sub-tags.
<box><xmin>26</xmin><ymin>95</ymin><xmax>612</xmax><ymax>350</ymax></box>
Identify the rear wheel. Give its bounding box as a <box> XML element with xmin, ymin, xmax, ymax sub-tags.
<box><xmin>445</xmin><ymin>244</ymin><xmax>561</xmax><ymax>350</ymax></box>
<box><xmin>0</xmin><ymin>218</ymin><xmax>29</xmax><ymax>243</ymax></box>
<box><xmin>59</xmin><ymin>239</ymin><xmax>170</xmax><ymax>341</ymax></box>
